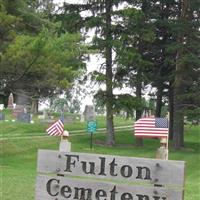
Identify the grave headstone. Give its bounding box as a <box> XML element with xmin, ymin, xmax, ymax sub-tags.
<box><xmin>0</xmin><ymin>112</ymin><xmax>5</xmax><ymax>121</ymax></box>
<box><xmin>12</xmin><ymin>105</ymin><xmax>25</xmax><ymax>118</ymax></box>
<box><xmin>43</xmin><ymin>110</ymin><xmax>48</xmax><ymax>119</ymax></box>
<box><xmin>0</xmin><ymin>104</ymin><xmax>4</xmax><ymax>110</ymax></box>
<box><xmin>63</xmin><ymin>116</ymin><xmax>75</xmax><ymax>123</ymax></box>
<box><xmin>17</xmin><ymin>112</ymin><xmax>31</xmax><ymax>123</ymax></box>
<box><xmin>80</xmin><ymin>114</ymin><xmax>85</xmax><ymax>122</ymax></box>
<box><xmin>7</xmin><ymin>93</ymin><xmax>14</xmax><ymax>109</ymax></box>
<box><xmin>83</xmin><ymin>105</ymin><xmax>96</xmax><ymax>121</ymax></box>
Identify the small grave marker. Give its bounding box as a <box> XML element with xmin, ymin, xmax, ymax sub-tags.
<box><xmin>63</xmin><ymin>116</ymin><xmax>75</xmax><ymax>123</ymax></box>
<box><xmin>0</xmin><ymin>104</ymin><xmax>4</xmax><ymax>110</ymax></box>
<box><xmin>84</xmin><ymin>105</ymin><xmax>96</xmax><ymax>121</ymax></box>
<box><xmin>0</xmin><ymin>113</ymin><xmax>5</xmax><ymax>121</ymax></box>
<box><xmin>12</xmin><ymin>105</ymin><xmax>25</xmax><ymax>118</ymax></box>
<box><xmin>17</xmin><ymin>113</ymin><xmax>31</xmax><ymax>123</ymax></box>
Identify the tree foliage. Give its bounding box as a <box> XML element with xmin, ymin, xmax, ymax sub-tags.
<box><xmin>0</xmin><ymin>0</ymin><xmax>87</xmax><ymax>110</ymax></box>
<box><xmin>0</xmin><ymin>0</ymin><xmax>199</xmax><ymax>149</ymax></box>
<box><xmin>0</xmin><ymin>29</ymin><xmax>86</xmax><ymax>102</ymax></box>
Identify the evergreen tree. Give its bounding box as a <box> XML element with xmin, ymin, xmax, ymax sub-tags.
<box><xmin>83</xmin><ymin>0</ymin><xmax>125</xmax><ymax>145</ymax></box>
<box><xmin>172</xmin><ymin>0</ymin><xmax>200</xmax><ymax>149</ymax></box>
<box><xmin>113</xmin><ymin>4</ymin><xmax>155</xmax><ymax>145</ymax></box>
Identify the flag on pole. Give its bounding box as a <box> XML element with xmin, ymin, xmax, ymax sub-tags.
<box><xmin>46</xmin><ymin>119</ymin><xmax>64</xmax><ymax>136</ymax></box>
<box><xmin>134</xmin><ymin>117</ymin><xmax>169</xmax><ymax>138</ymax></box>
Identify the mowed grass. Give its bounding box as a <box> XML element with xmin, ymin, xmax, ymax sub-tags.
<box><xmin>0</xmin><ymin>115</ymin><xmax>133</xmax><ymax>137</ymax></box>
<box><xmin>0</xmin><ymin>118</ymin><xmax>200</xmax><ymax>200</ymax></box>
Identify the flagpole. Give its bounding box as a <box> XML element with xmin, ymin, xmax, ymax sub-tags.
<box><xmin>166</xmin><ymin>112</ymin><xmax>170</xmax><ymax>160</ymax></box>
<box><xmin>60</xmin><ymin>110</ymin><xmax>64</xmax><ymax>150</ymax></box>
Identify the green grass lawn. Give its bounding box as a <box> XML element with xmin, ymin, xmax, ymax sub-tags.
<box><xmin>0</xmin><ymin>118</ymin><xmax>200</xmax><ymax>200</ymax></box>
<box><xmin>0</xmin><ymin>115</ymin><xmax>133</xmax><ymax>138</ymax></box>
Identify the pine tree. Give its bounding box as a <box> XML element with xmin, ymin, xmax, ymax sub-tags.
<box><xmin>83</xmin><ymin>0</ymin><xmax>128</xmax><ymax>145</ymax></box>
<box><xmin>172</xmin><ymin>0</ymin><xmax>200</xmax><ymax>149</ymax></box>
<box><xmin>113</xmin><ymin>4</ymin><xmax>155</xmax><ymax>146</ymax></box>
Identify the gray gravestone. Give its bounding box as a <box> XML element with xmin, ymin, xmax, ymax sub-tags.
<box><xmin>0</xmin><ymin>113</ymin><xmax>5</xmax><ymax>121</ymax></box>
<box><xmin>13</xmin><ymin>105</ymin><xmax>25</xmax><ymax>118</ymax></box>
<box><xmin>63</xmin><ymin>116</ymin><xmax>75</xmax><ymax>123</ymax></box>
<box><xmin>17</xmin><ymin>113</ymin><xmax>31</xmax><ymax>123</ymax></box>
<box><xmin>43</xmin><ymin>110</ymin><xmax>48</xmax><ymax>119</ymax></box>
<box><xmin>83</xmin><ymin>105</ymin><xmax>96</xmax><ymax>121</ymax></box>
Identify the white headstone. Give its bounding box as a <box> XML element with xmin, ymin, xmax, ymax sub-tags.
<box><xmin>0</xmin><ymin>104</ymin><xmax>4</xmax><ymax>110</ymax></box>
<box><xmin>80</xmin><ymin>114</ymin><xmax>85</xmax><ymax>122</ymax></box>
<box><xmin>43</xmin><ymin>110</ymin><xmax>48</xmax><ymax>119</ymax></box>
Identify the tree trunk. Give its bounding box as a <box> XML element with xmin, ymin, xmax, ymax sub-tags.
<box><xmin>105</xmin><ymin>0</ymin><xmax>115</xmax><ymax>146</ymax></box>
<box><xmin>135</xmin><ymin>73</ymin><xmax>143</xmax><ymax>146</ymax></box>
<box><xmin>173</xmin><ymin>0</ymin><xmax>190</xmax><ymax>150</ymax></box>
<box><xmin>15</xmin><ymin>89</ymin><xmax>30</xmax><ymax>107</ymax></box>
<box><xmin>0</xmin><ymin>94</ymin><xmax>8</xmax><ymax>108</ymax></box>
<box><xmin>31</xmin><ymin>98</ymin><xmax>39</xmax><ymax>114</ymax></box>
<box><xmin>173</xmin><ymin>42</ymin><xmax>185</xmax><ymax>150</ymax></box>
<box><xmin>155</xmin><ymin>84</ymin><xmax>163</xmax><ymax>117</ymax></box>
<box><xmin>173</xmin><ymin>85</ymin><xmax>184</xmax><ymax>149</ymax></box>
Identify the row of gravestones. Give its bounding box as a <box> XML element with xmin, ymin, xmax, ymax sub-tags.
<box><xmin>0</xmin><ymin>93</ymin><xmax>96</xmax><ymax>124</ymax></box>
<box><xmin>0</xmin><ymin>93</ymin><xmax>31</xmax><ymax>123</ymax></box>
<box><xmin>0</xmin><ymin>111</ymin><xmax>31</xmax><ymax>123</ymax></box>
<box><xmin>38</xmin><ymin>105</ymin><xmax>96</xmax><ymax>124</ymax></box>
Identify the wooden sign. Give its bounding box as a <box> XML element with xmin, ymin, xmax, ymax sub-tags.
<box><xmin>36</xmin><ymin>150</ymin><xmax>185</xmax><ymax>200</ymax></box>
<box><xmin>36</xmin><ymin>175</ymin><xmax>183</xmax><ymax>200</ymax></box>
<box><xmin>37</xmin><ymin>150</ymin><xmax>185</xmax><ymax>186</ymax></box>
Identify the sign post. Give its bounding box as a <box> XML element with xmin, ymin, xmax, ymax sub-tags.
<box><xmin>87</xmin><ymin>120</ymin><xmax>97</xmax><ymax>149</ymax></box>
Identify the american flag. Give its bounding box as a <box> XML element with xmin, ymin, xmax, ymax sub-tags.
<box><xmin>46</xmin><ymin>119</ymin><xmax>64</xmax><ymax>136</ymax></box>
<box><xmin>134</xmin><ymin>117</ymin><xmax>168</xmax><ymax>138</ymax></box>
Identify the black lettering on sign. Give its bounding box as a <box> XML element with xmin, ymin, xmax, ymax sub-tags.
<box><xmin>98</xmin><ymin>157</ymin><xmax>106</xmax><ymax>176</ymax></box>
<box><xmin>36</xmin><ymin>150</ymin><xmax>185</xmax><ymax>200</ymax></box>
<box><xmin>120</xmin><ymin>165</ymin><xmax>133</xmax><ymax>178</ymax></box>
<box><xmin>136</xmin><ymin>167</ymin><xmax>152</xmax><ymax>180</ymax></box>
<box><xmin>74</xmin><ymin>187</ymin><xmax>92</xmax><ymax>200</ymax></box>
<box><xmin>60</xmin><ymin>185</ymin><xmax>72</xmax><ymax>198</ymax></box>
<box><xmin>109</xmin><ymin>158</ymin><xmax>118</xmax><ymax>176</ymax></box>
<box><xmin>110</xmin><ymin>186</ymin><xmax>118</xmax><ymax>199</ymax></box>
<box><xmin>95</xmin><ymin>190</ymin><xmax>107</xmax><ymax>200</ymax></box>
<box><xmin>46</xmin><ymin>178</ymin><xmax>59</xmax><ymax>197</ymax></box>
<box><xmin>64</xmin><ymin>155</ymin><xmax>79</xmax><ymax>172</ymax></box>
<box><xmin>39</xmin><ymin>175</ymin><xmax>182</xmax><ymax>200</ymax></box>
<box><xmin>121</xmin><ymin>193</ymin><xmax>133</xmax><ymax>200</ymax></box>
<box><xmin>81</xmin><ymin>161</ymin><xmax>95</xmax><ymax>175</ymax></box>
